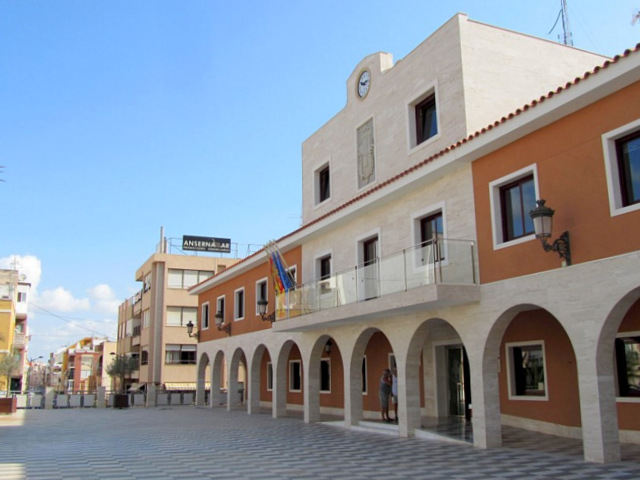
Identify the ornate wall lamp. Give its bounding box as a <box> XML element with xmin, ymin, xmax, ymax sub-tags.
<box><xmin>324</xmin><ymin>339</ymin><xmax>333</xmax><ymax>355</ymax></box>
<box><xmin>257</xmin><ymin>298</ymin><xmax>275</xmax><ymax>323</ymax></box>
<box><xmin>529</xmin><ymin>199</ymin><xmax>571</xmax><ymax>266</ymax></box>
<box><xmin>214</xmin><ymin>311</ymin><xmax>231</xmax><ymax>336</ymax></box>
<box><xmin>186</xmin><ymin>321</ymin><xmax>199</xmax><ymax>339</ymax></box>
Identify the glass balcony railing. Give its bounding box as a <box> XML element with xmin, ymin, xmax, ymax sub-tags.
<box><xmin>275</xmin><ymin>238</ymin><xmax>476</xmax><ymax>321</ymax></box>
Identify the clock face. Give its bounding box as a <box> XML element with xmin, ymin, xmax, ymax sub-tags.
<box><xmin>357</xmin><ymin>70</ymin><xmax>370</xmax><ymax>98</ymax></box>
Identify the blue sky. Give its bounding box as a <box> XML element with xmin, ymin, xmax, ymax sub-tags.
<box><xmin>1</xmin><ymin>1</ymin><xmax>638</xmax><ymax>360</ymax></box>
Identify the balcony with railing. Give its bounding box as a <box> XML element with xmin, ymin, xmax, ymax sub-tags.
<box><xmin>272</xmin><ymin>238</ymin><xmax>479</xmax><ymax>332</ymax></box>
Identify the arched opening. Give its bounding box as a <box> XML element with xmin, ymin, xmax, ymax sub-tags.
<box><xmin>228</xmin><ymin>348</ymin><xmax>247</xmax><ymax>410</ymax></box>
<box><xmin>306</xmin><ymin>335</ymin><xmax>344</xmax><ymax>423</ymax></box>
<box><xmin>196</xmin><ymin>352</ymin><xmax>210</xmax><ymax>407</ymax></box>
<box><xmin>274</xmin><ymin>340</ymin><xmax>303</xmax><ymax>418</ymax></box>
<box><xmin>249</xmin><ymin>344</ymin><xmax>270</xmax><ymax>415</ymax></box>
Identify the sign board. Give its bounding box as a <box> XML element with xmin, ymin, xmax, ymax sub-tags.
<box><xmin>182</xmin><ymin>235</ymin><xmax>231</xmax><ymax>253</ymax></box>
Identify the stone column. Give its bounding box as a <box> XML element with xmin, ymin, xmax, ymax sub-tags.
<box><xmin>146</xmin><ymin>383</ymin><xmax>157</xmax><ymax>408</ymax></box>
<box><xmin>44</xmin><ymin>387</ymin><xmax>56</xmax><ymax>409</ymax></box>
<box><xmin>96</xmin><ymin>387</ymin><xmax>106</xmax><ymax>408</ymax></box>
<box><xmin>304</xmin><ymin>355</ymin><xmax>320</xmax><ymax>423</ymax></box>
<box><xmin>468</xmin><ymin>347</ymin><xmax>502</xmax><ymax>449</ymax></box>
<box><xmin>577</xmin><ymin>354</ymin><xmax>621</xmax><ymax>463</ymax></box>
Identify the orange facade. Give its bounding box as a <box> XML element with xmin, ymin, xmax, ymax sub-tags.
<box><xmin>196</xmin><ymin>246</ymin><xmax>302</xmax><ymax>342</ymax></box>
<box><xmin>473</xmin><ymin>81</ymin><xmax>640</xmax><ymax>284</ymax></box>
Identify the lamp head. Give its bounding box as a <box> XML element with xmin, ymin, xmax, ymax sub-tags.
<box><xmin>529</xmin><ymin>199</ymin><xmax>555</xmax><ymax>239</ymax></box>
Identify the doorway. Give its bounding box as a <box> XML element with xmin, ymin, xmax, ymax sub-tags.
<box><xmin>446</xmin><ymin>346</ymin><xmax>471</xmax><ymax>419</ymax></box>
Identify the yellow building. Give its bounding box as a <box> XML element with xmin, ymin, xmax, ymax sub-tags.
<box><xmin>0</xmin><ymin>269</ymin><xmax>30</xmax><ymax>393</ymax></box>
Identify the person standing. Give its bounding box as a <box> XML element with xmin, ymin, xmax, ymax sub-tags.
<box><xmin>379</xmin><ymin>368</ymin><xmax>392</xmax><ymax>422</ymax></box>
<box><xmin>391</xmin><ymin>368</ymin><xmax>398</xmax><ymax>422</ymax></box>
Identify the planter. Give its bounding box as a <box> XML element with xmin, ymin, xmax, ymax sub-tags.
<box><xmin>113</xmin><ymin>393</ymin><xmax>129</xmax><ymax>409</ymax></box>
<box><xmin>0</xmin><ymin>397</ymin><xmax>17</xmax><ymax>414</ymax></box>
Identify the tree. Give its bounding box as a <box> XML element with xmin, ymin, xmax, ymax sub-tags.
<box><xmin>106</xmin><ymin>355</ymin><xmax>138</xmax><ymax>394</ymax></box>
<box><xmin>0</xmin><ymin>353</ymin><xmax>20</xmax><ymax>395</ymax></box>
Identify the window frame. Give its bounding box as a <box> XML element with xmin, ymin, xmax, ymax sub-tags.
<box><xmin>615</xmin><ymin>331</ymin><xmax>640</xmax><ymax>401</ymax></box>
<box><xmin>266</xmin><ymin>362</ymin><xmax>273</xmax><ymax>392</ymax></box>
<box><xmin>415</xmin><ymin>94</ymin><xmax>438</xmax><ymax>145</ymax></box>
<box><xmin>409</xmin><ymin>86</ymin><xmax>440</xmax><ymax>149</ymax></box>
<box><xmin>505</xmin><ymin>340</ymin><xmax>549</xmax><ymax>401</ymax></box>
<box><xmin>166</xmin><ymin>306</ymin><xmax>197</xmax><ymax>327</ymax></box>
<box><xmin>320</xmin><ymin>358</ymin><xmax>331</xmax><ymax>393</ymax></box>
<box><xmin>489</xmin><ymin>165</ymin><xmax>540</xmax><ymax>250</ymax></box>
<box><xmin>602</xmin><ymin>119</ymin><xmax>640</xmax><ymax>216</ymax></box>
<box><xmin>289</xmin><ymin>360</ymin><xmax>302</xmax><ymax>392</ymax></box>
<box><xmin>315</xmin><ymin>163</ymin><xmax>331</xmax><ymax>205</ymax></box>
<box><xmin>201</xmin><ymin>302</ymin><xmax>210</xmax><ymax>330</ymax></box>
<box><xmin>412</xmin><ymin>202</ymin><xmax>447</xmax><ymax>268</ymax></box>
<box><xmin>255</xmin><ymin>278</ymin><xmax>268</xmax><ymax>317</ymax></box>
<box><xmin>164</xmin><ymin>344</ymin><xmax>197</xmax><ymax>365</ymax></box>
<box><xmin>216</xmin><ymin>296</ymin><xmax>226</xmax><ymax>324</ymax></box>
<box><xmin>234</xmin><ymin>287</ymin><xmax>245</xmax><ymax>321</ymax></box>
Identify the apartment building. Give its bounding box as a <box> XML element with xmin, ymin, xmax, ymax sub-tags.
<box><xmin>61</xmin><ymin>336</ymin><xmax>107</xmax><ymax>393</ymax></box>
<box><xmin>116</xmin><ymin>239</ymin><xmax>239</xmax><ymax>392</ymax></box>
<box><xmin>0</xmin><ymin>269</ymin><xmax>31</xmax><ymax>393</ymax></box>
<box><xmin>190</xmin><ymin>13</ymin><xmax>638</xmax><ymax>463</ymax></box>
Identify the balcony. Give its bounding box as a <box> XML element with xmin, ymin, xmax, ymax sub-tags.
<box><xmin>13</xmin><ymin>333</ymin><xmax>27</xmax><ymax>349</ymax></box>
<box><xmin>273</xmin><ymin>238</ymin><xmax>479</xmax><ymax>332</ymax></box>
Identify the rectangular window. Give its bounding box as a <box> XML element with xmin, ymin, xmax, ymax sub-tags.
<box><xmin>167</xmin><ymin>269</ymin><xmax>214</xmax><ymax>289</ymax></box>
<box><xmin>317</xmin><ymin>164</ymin><xmax>331</xmax><ymax>204</ymax></box>
<box><xmin>202</xmin><ymin>302</ymin><xmax>210</xmax><ymax>330</ymax></box>
<box><xmin>319</xmin><ymin>255</ymin><xmax>331</xmax><ymax>280</ymax></box>
<box><xmin>256</xmin><ymin>279</ymin><xmax>267</xmax><ymax>316</ymax></box>
<box><xmin>166</xmin><ymin>307</ymin><xmax>197</xmax><ymax>327</ymax></box>
<box><xmin>362</xmin><ymin>356</ymin><xmax>368</xmax><ymax>394</ymax></box>
<box><xmin>234</xmin><ymin>288</ymin><xmax>245</xmax><ymax>320</ymax></box>
<box><xmin>142</xmin><ymin>309</ymin><xmax>150</xmax><ymax>329</ymax></box>
<box><xmin>320</xmin><ymin>358</ymin><xmax>331</xmax><ymax>393</ymax></box>
<box><xmin>216</xmin><ymin>296</ymin><xmax>225</xmax><ymax>323</ymax></box>
<box><xmin>615</xmin><ymin>336</ymin><xmax>640</xmax><ymax>397</ymax></box>
<box><xmin>507</xmin><ymin>342</ymin><xmax>547</xmax><ymax>398</ymax></box>
<box><xmin>165</xmin><ymin>344</ymin><xmax>196</xmax><ymax>365</ymax></box>
<box><xmin>616</xmin><ymin>131</ymin><xmax>640</xmax><ymax>207</ymax></box>
<box><xmin>141</xmin><ymin>349</ymin><xmax>149</xmax><ymax>365</ymax></box>
<box><xmin>17</xmin><ymin>292</ymin><xmax>27</xmax><ymax>303</ymax></box>
<box><xmin>419</xmin><ymin>211</ymin><xmax>444</xmax><ymax>262</ymax></box>
<box><xmin>500</xmin><ymin>175</ymin><xmax>535</xmax><ymax>242</ymax></box>
<box><xmin>416</xmin><ymin>94</ymin><xmax>438</xmax><ymax>145</ymax></box>
<box><xmin>267</xmin><ymin>362</ymin><xmax>273</xmax><ymax>391</ymax></box>
<box><xmin>289</xmin><ymin>360</ymin><xmax>301</xmax><ymax>392</ymax></box>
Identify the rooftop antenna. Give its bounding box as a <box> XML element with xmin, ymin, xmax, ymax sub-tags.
<box><xmin>560</xmin><ymin>0</ymin><xmax>573</xmax><ymax>46</ymax></box>
<box><xmin>549</xmin><ymin>0</ymin><xmax>573</xmax><ymax>46</ymax></box>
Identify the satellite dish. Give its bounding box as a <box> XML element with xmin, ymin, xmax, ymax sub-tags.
<box><xmin>19</xmin><ymin>274</ymin><xmax>26</xmax><ymax>281</ymax></box>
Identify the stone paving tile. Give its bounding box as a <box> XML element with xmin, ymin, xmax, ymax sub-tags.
<box><xmin>1</xmin><ymin>407</ymin><xmax>640</xmax><ymax>479</ymax></box>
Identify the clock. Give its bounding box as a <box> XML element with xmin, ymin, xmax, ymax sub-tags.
<box><xmin>357</xmin><ymin>70</ymin><xmax>370</xmax><ymax>98</ymax></box>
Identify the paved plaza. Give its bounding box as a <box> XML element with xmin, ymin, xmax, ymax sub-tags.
<box><xmin>2</xmin><ymin>407</ymin><xmax>640</xmax><ymax>480</ymax></box>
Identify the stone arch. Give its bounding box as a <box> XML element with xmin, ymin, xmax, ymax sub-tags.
<box><xmin>479</xmin><ymin>303</ymin><xmax>579</xmax><ymax>450</ymax></box>
<box><xmin>589</xmin><ymin>286</ymin><xmax>640</xmax><ymax>461</ymax></box>
<box><xmin>228</xmin><ymin>347</ymin><xmax>248</xmax><ymax>411</ymax></box>
<box><xmin>347</xmin><ymin>327</ymin><xmax>388</xmax><ymax>426</ymax></box>
<box><xmin>248</xmin><ymin>343</ymin><xmax>270</xmax><ymax>415</ymax></box>
<box><xmin>210</xmin><ymin>349</ymin><xmax>225</xmax><ymax>408</ymax></box>
<box><xmin>195</xmin><ymin>351</ymin><xmax>210</xmax><ymax>407</ymax></box>
<box><xmin>305</xmin><ymin>334</ymin><xmax>343</xmax><ymax>423</ymax></box>
<box><xmin>273</xmin><ymin>339</ymin><xmax>301</xmax><ymax>418</ymax></box>
<box><xmin>405</xmin><ymin>317</ymin><xmax>465</xmax><ymax>436</ymax></box>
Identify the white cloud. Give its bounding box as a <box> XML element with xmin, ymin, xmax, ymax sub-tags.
<box><xmin>0</xmin><ymin>254</ymin><xmax>42</xmax><ymax>291</ymax></box>
<box><xmin>88</xmin><ymin>284</ymin><xmax>120</xmax><ymax>315</ymax></box>
<box><xmin>37</xmin><ymin>287</ymin><xmax>91</xmax><ymax>312</ymax></box>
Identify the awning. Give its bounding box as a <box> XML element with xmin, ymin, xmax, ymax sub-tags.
<box><xmin>164</xmin><ymin>382</ymin><xmax>211</xmax><ymax>391</ymax></box>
